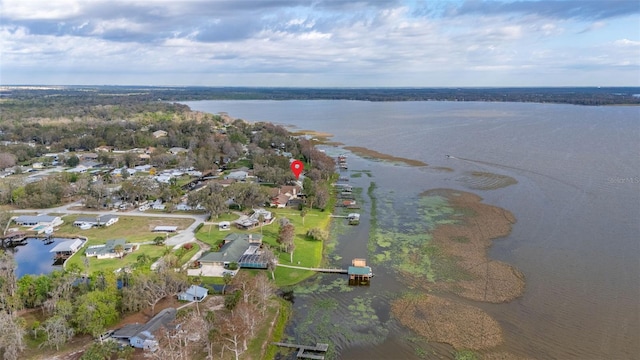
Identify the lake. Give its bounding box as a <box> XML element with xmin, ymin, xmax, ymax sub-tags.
<box><xmin>183</xmin><ymin>100</ymin><xmax>640</xmax><ymax>359</ymax></box>
<box><xmin>5</xmin><ymin>237</ymin><xmax>67</xmax><ymax>278</ymax></box>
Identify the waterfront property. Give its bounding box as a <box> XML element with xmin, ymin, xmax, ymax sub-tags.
<box><xmin>85</xmin><ymin>239</ymin><xmax>137</xmax><ymax>259</ymax></box>
<box><xmin>13</xmin><ymin>214</ymin><xmax>63</xmax><ymax>228</ymax></box>
<box><xmin>49</xmin><ymin>238</ymin><xmax>84</xmax><ymax>260</ymax></box>
<box><xmin>111</xmin><ymin>307</ymin><xmax>177</xmax><ymax>351</ymax></box>
<box><xmin>348</xmin><ymin>258</ymin><xmax>373</xmax><ymax>285</ymax></box>
<box><xmin>178</xmin><ymin>285</ymin><xmax>209</xmax><ymax>302</ymax></box>
<box><xmin>195</xmin><ymin>233</ymin><xmax>268</xmax><ymax>274</ymax></box>
<box><xmin>234</xmin><ymin>208</ymin><xmax>274</xmax><ymax>230</ymax></box>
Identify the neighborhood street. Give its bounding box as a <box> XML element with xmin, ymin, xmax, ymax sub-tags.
<box><xmin>10</xmin><ymin>201</ymin><xmax>209</xmax><ymax>246</ymax></box>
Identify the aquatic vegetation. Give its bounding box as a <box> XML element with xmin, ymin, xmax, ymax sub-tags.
<box><xmin>295</xmin><ymin>293</ymin><xmax>390</xmax><ymax>360</ymax></box>
<box><xmin>391</xmin><ymin>293</ymin><xmax>503</xmax><ymax>350</ymax></box>
<box><xmin>293</xmin><ymin>275</ymin><xmax>354</xmax><ymax>295</ymax></box>
<box><xmin>368</xmin><ymin>187</ymin><xmax>472</xmax><ymax>282</ymax></box>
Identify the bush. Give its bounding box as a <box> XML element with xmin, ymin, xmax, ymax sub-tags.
<box><xmin>183</xmin><ymin>243</ymin><xmax>193</xmax><ymax>250</ymax></box>
<box><xmin>306</xmin><ymin>227</ymin><xmax>328</xmax><ymax>241</ymax></box>
<box><xmin>228</xmin><ymin>262</ymin><xmax>239</xmax><ymax>270</ymax></box>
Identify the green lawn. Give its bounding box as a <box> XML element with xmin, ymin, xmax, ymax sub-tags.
<box><xmin>195</xmin><ymin>206</ymin><xmax>332</xmax><ymax>287</ymax></box>
<box><xmin>56</xmin><ymin>215</ymin><xmax>194</xmax><ymax>246</ymax></box>
<box><xmin>65</xmin><ymin>244</ymin><xmax>168</xmax><ymax>273</ymax></box>
<box><xmin>56</xmin><ymin>214</ymin><xmax>195</xmax><ymax>274</ymax></box>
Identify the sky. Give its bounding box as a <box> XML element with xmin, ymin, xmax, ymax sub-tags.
<box><xmin>1</xmin><ymin>0</ymin><xmax>639</xmax><ymax>87</ymax></box>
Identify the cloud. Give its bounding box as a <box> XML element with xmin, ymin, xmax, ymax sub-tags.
<box><xmin>0</xmin><ymin>0</ymin><xmax>638</xmax><ymax>86</ymax></box>
<box><xmin>444</xmin><ymin>0</ymin><xmax>640</xmax><ymax>20</ymax></box>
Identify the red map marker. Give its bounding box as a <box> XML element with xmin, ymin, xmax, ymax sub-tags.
<box><xmin>290</xmin><ymin>160</ymin><xmax>304</xmax><ymax>179</ymax></box>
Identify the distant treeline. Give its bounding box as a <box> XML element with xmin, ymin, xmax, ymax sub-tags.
<box><xmin>1</xmin><ymin>86</ymin><xmax>639</xmax><ymax>106</ymax></box>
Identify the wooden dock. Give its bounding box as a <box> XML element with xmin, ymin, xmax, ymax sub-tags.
<box><xmin>277</xmin><ymin>263</ymin><xmax>348</xmax><ymax>274</ymax></box>
<box><xmin>272</xmin><ymin>342</ymin><xmax>329</xmax><ymax>359</ymax></box>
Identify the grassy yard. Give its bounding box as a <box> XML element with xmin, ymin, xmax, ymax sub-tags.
<box><xmin>66</xmin><ymin>244</ymin><xmax>168</xmax><ymax>273</ymax></box>
<box><xmin>56</xmin><ymin>214</ymin><xmax>194</xmax><ymax>245</ymax></box>
<box><xmin>195</xmin><ymin>206</ymin><xmax>331</xmax><ymax>287</ymax></box>
<box><xmin>56</xmin><ymin>214</ymin><xmax>195</xmax><ymax>274</ymax></box>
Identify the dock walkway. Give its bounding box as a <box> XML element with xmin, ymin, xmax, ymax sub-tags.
<box><xmin>272</xmin><ymin>342</ymin><xmax>329</xmax><ymax>359</ymax></box>
<box><xmin>276</xmin><ymin>263</ymin><xmax>347</xmax><ymax>274</ymax></box>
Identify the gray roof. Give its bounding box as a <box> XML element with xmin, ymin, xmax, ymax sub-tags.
<box><xmin>180</xmin><ymin>285</ymin><xmax>208</xmax><ymax>298</ymax></box>
<box><xmin>14</xmin><ymin>215</ymin><xmax>58</xmax><ymax>224</ymax></box>
<box><xmin>75</xmin><ymin>214</ymin><xmax>119</xmax><ymax>224</ymax></box>
<box><xmin>112</xmin><ymin>307</ymin><xmax>177</xmax><ymax>340</ymax></box>
<box><xmin>199</xmin><ymin>234</ymin><xmax>257</xmax><ymax>263</ymax></box>
<box><xmin>49</xmin><ymin>239</ymin><xmax>83</xmax><ymax>253</ymax></box>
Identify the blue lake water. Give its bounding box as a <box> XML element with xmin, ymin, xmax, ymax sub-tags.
<box><xmin>7</xmin><ymin>237</ymin><xmax>67</xmax><ymax>278</ymax></box>
<box><xmin>182</xmin><ymin>100</ymin><xmax>640</xmax><ymax>358</ymax></box>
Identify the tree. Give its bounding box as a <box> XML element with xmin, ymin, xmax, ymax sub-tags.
<box><xmin>300</xmin><ymin>207</ymin><xmax>307</xmax><ymax>226</ymax></box>
<box><xmin>190</xmin><ymin>276</ymin><xmax>202</xmax><ymax>315</ymax></box>
<box><xmin>39</xmin><ymin>315</ymin><xmax>74</xmax><ymax>351</ymax></box>
<box><xmin>153</xmin><ymin>236</ymin><xmax>165</xmax><ymax>246</ymax></box>
<box><xmin>222</xmin><ymin>272</ymin><xmax>233</xmax><ymax>295</ymax></box>
<box><xmin>258</xmin><ymin>212</ymin><xmax>265</xmax><ymax>235</ymax></box>
<box><xmin>0</xmin><ymin>311</ymin><xmax>26</xmax><ymax>360</ymax></box>
<box><xmin>316</xmin><ymin>187</ymin><xmax>329</xmax><ymax>210</ymax></box>
<box><xmin>277</xmin><ymin>223</ymin><xmax>295</xmax><ymax>263</ymax></box>
<box><xmin>254</xmin><ymin>273</ymin><xmax>275</xmax><ymax>316</ymax></box>
<box><xmin>262</xmin><ymin>247</ymin><xmax>277</xmax><ymax>280</ymax></box>
<box><xmin>113</xmin><ymin>244</ymin><xmax>124</xmax><ymax>259</ymax></box>
<box><xmin>307</xmin><ymin>227</ymin><xmax>329</xmax><ymax>241</ymax></box>
<box><xmin>73</xmin><ymin>290</ymin><xmax>120</xmax><ymax>337</ymax></box>
<box><xmin>0</xmin><ymin>251</ymin><xmax>19</xmax><ymax>313</ymax></box>
<box><xmin>65</xmin><ymin>155</ymin><xmax>80</xmax><ymax>167</ymax></box>
<box><xmin>0</xmin><ymin>152</ymin><xmax>17</xmax><ymax>170</ymax></box>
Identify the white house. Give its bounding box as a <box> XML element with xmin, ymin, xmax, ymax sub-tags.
<box><xmin>13</xmin><ymin>214</ymin><xmax>63</xmax><ymax>227</ymax></box>
<box><xmin>73</xmin><ymin>214</ymin><xmax>119</xmax><ymax>228</ymax></box>
<box><xmin>225</xmin><ymin>170</ymin><xmax>248</xmax><ymax>181</ymax></box>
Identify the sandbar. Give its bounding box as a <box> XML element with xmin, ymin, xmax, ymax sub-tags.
<box><xmin>343</xmin><ymin>146</ymin><xmax>428</xmax><ymax>167</ymax></box>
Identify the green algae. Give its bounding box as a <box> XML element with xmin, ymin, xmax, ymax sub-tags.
<box><xmin>367</xmin><ymin>186</ymin><xmax>473</xmax><ymax>283</ymax></box>
<box><xmin>295</xmin><ymin>294</ymin><xmax>390</xmax><ymax>360</ymax></box>
<box><xmin>294</xmin><ymin>275</ymin><xmax>354</xmax><ymax>295</ymax></box>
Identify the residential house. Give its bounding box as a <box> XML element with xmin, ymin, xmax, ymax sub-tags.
<box><xmin>268</xmin><ymin>184</ymin><xmax>302</xmax><ymax>208</ymax></box>
<box><xmin>178</xmin><ymin>285</ymin><xmax>208</xmax><ymax>302</ymax></box>
<box><xmin>151</xmin><ymin>200</ymin><xmax>165</xmax><ymax>210</ymax></box>
<box><xmin>85</xmin><ymin>239</ymin><xmax>137</xmax><ymax>259</ymax></box>
<box><xmin>94</xmin><ymin>146</ymin><xmax>113</xmax><ymax>152</ymax></box>
<box><xmin>152</xmin><ymin>130</ymin><xmax>168</xmax><ymax>139</ymax></box>
<box><xmin>112</xmin><ymin>307</ymin><xmax>177</xmax><ymax>350</ymax></box>
<box><xmin>224</xmin><ymin>170</ymin><xmax>248</xmax><ymax>181</ymax></box>
<box><xmin>198</xmin><ymin>233</ymin><xmax>266</xmax><ymax>269</ymax></box>
<box><xmin>234</xmin><ymin>208</ymin><xmax>273</xmax><ymax>230</ymax></box>
<box><xmin>73</xmin><ymin>214</ymin><xmax>119</xmax><ymax>228</ymax></box>
<box><xmin>82</xmin><ymin>153</ymin><xmax>100</xmax><ymax>161</ymax></box>
<box><xmin>168</xmin><ymin>147</ymin><xmax>187</xmax><ymax>155</ymax></box>
<box><xmin>13</xmin><ymin>214</ymin><xmax>63</xmax><ymax>227</ymax></box>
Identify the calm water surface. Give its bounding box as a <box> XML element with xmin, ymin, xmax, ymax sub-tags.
<box><xmin>7</xmin><ymin>237</ymin><xmax>66</xmax><ymax>278</ymax></box>
<box><xmin>184</xmin><ymin>100</ymin><xmax>640</xmax><ymax>359</ymax></box>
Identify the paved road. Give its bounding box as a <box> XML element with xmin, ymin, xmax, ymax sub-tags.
<box><xmin>11</xmin><ymin>200</ymin><xmax>209</xmax><ymax>247</ymax></box>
